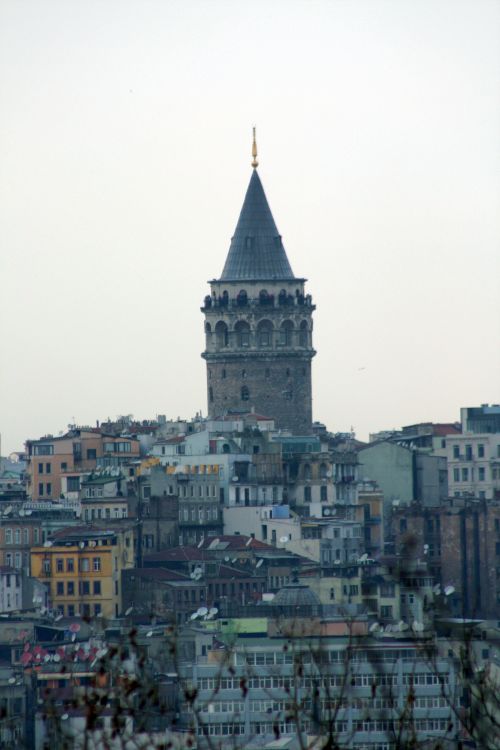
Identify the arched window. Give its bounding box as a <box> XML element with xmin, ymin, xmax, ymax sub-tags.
<box><xmin>279</xmin><ymin>320</ymin><xmax>294</xmax><ymax>346</ymax></box>
<box><xmin>299</xmin><ymin>320</ymin><xmax>308</xmax><ymax>347</ymax></box>
<box><xmin>304</xmin><ymin>464</ymin><xmax>311</xmax><ymax>480</ymax></box>
<box><xmin>205</xmin><ymin>322</ymin><xmax>212</xmax><ymax>348</ymax></box>
<box><xmin>259</xmin><ymin>289</ymin><xmax>272</xmax><ymax>306</ymax></box>
<box><xmin>278</xmin><ymin>289</ymin><xmax>287</xmax><ymax>305</ymax></box>
<box><xmin>320</xmin><ymin>463</ymin><xmax>328</xmax><ymax>479</ymax></box>
<box><xmin>237</xmin><ymin>290</ymin><xmax>248</xmax><ymax>307</ymax></box>
<box><xmin>241</xmin><ymin>386</ymin><xmax>250</xmax><ymax>401</ymax></box>
<box><xmin>304</xmin><ymin>486</ymin><xmax>311</xmax><ymax>502</ymax></box>
<box><xmin>221</xmin><ymin>290</ymin><xmax>229</xmax><ymax>307</ymax></box>
<box><xmin>215</xmin><ymin>321</ymin><xmax>229</xmax><ymax>349</ymax></box>
<box><xmin>234</xmin><ymin>321</ymin><xmax>251</xmax><ymax>348</ymax></box>
<box><xmin>257</xmin><ymin>320</ymin><xmax>273</xmax><ymax>347</ymax></box>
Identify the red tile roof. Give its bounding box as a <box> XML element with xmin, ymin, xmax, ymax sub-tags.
<box><xmin>432</xmin><ymin>423</ymin><xmax>462</xmax><ymax>436</ymax></box>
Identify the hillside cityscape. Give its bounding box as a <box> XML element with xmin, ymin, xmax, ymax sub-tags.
<box><xmin>1</xmin><ymin>153</ymin><xmax>499</xmax><ymax>749</ymax></box>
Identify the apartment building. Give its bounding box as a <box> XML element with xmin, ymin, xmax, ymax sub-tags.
<box><xmin>31</xmin><ymin>524</ymin><xmax>135</xmax><ymax>618</ymax></box>
<box><xmin>26</xmin><ymin>429</ymin><xmax>140</xmax><ymax>501</ymax></box>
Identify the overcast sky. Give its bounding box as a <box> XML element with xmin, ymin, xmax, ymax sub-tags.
<box><xmin>1</xmin><ymin>0</ymin><xmax>499</xmax><ymax>454</ymax></box>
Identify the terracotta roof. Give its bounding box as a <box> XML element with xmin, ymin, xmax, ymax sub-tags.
<box><xmin>432</xmin><ymin>423</ymin><xmax>462</xmax><ymax>436</ymax></box>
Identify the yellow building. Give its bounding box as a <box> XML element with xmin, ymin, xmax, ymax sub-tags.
<box><xmin>31</xmin><ymin>524</ymin><xmax>135</xmax><ymax>618</ymax></box>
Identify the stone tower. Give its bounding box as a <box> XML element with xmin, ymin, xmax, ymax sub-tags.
<box><xmin>201</xmin><ymin>146</ymin><xmax>315</xmax><ymax>434</ymax></box>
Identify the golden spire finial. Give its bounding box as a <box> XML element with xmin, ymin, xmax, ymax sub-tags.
<box><xmin>251</xmin><ymin>126</ymin><xmax>258</xmax><ymax>168</ymax></box>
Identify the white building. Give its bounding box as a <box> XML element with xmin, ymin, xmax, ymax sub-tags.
<box><xmin>0</xmin><ymin>567</ymin><xmax>22</xmax><ymax>612</ymax></box>
<box><xmin>447</xmin><ymin>406</ymin><xmax>500</xmax><ymax>500</ymax></box>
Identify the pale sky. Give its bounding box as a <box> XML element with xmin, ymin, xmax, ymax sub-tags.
<box><xmin>1</xmin><ymin>0</ymin><xmax>499</xmax><ymax>454</ymax></box>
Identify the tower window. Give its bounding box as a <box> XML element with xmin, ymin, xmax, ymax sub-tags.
<box><xmin>265</xmin><ymin>368</ymin><xmax>270</xmax><ymax>378</ymax></box>
<box><xmin>209</xmin><ymin>387</ymin><xmax>214</xmax><ymax>403</ymax></box>
<box><xmin>257</xmin><ymin>320</ymin><xmax>273</xmax><ymax>347</ymax></box>
<box><xmin>279</xmin><ymin>320</ymin><xmax>294</xmax><ymax>346</ymax></box>
<box><xmin>208</xmin><ymin>369</ymin><xmax>212</xmax><ymax>379</ymax></box>
<box><xmin>222</xmin><ymin>369</ymin><xmax>226</xmax><ymax>379</ymax></box>
<box><xmin>235</xmin><ymin>321</ymin><xmax>251</xmax><ymax>347</ymax></box>
<box><xmin>241</xmin><ymin>369</ymin><xmax>246</xmax><ymax>378</ymax></box>
<box><xmin>237</xmin><ymin>290</ymin><xmax>248</xmax><ymax>306</ymax></box>
<box><xmin>299</xmin><ymin>320</ymin><xmax>308</xmax><ymax>347</ymax></box>
<box><xmin>215</xmin><ymin>321</ymin><xmax>229</xmax><ymax>348</ymax></box>
<box><xmin>241</xmin><ymin>386</ymin><xmax>250</xmax><ymax>401</ymax></box>
<box><xmin>286</xmin><ymin>368</ymin><xmax>290</xmax><ymax>377</ymax></box>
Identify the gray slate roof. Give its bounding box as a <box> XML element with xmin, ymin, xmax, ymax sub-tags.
<box><xmin>219</xmin><ymin>170</ymin><xmax>295</xmax><ymax>281</ymax></box>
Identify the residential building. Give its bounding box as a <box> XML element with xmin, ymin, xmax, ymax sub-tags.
<box><xmin>31</xmin><ymin>523</ymin><xmax>135</xmax><ymax>618</ymax></box>
<box><xmin>0</xmin><ymin>567</ymin><xmax>22</xmax><ymax>612</ymax></box>
<box><xmin>447</xmin><ymin>405</ymin><xmax>500</xmax><ymax>500</ymax></box>
<box><xmin>0</xmin><ymin>505</ymin><xmax>78</xmax><ymax>573</ymax></box>
<box><xmin>25</xmin><ymin>429</ymin><xmax>139</xmax><ymax>501</ymax></box>
<box><xmin>393</xmin><ymin>498</ymin><xmax>500</xmax><ymax>619</ymax></box>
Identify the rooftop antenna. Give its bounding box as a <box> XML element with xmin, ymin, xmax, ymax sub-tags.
<box><xmin>251</xmin><ymin>126</ymin><xmax>258</xmax><ymax>169</ymax></box>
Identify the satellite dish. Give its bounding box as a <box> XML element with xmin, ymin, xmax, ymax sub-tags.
<box><xmin>433</xmin><ymin>584</ymin><xmax>441</xmax><ymax>595</ymax></box>
<box><xmin>8</xmin><ymin>677</ymin><xmax>16</xmax><ymax>684</ymax></box>
<box><xmin>54</xmin><ymin>614</ymin><xmax>63</xmax><ymax>622</ymax></box>
<box><xmin>369</xmin><ymin>622</ymin><xmax>380</xmax><ymax>633</ymax></box>
<box><xmin>224</xmin><ymin>556</ymin><xmax>230</xmax><ymax>562</ymax></box>
<box><xmin>444</xmin><ymin>585</ymin><xmax>455</xmax><ymax>596</ymax></box>
<box><xmin>334</xmin><ymin>560</ymin><xmax>341</xmax><ymax>565</ymax></box>
<box><xmin>231</xmin><ymin>558</ymin><xmax>237</xmax><ymax>564</ymax></box>
<box><xmin>256</xmin><ymin>559</ymin><xmax>263</xmax><ymax>568</ymax></box>
<box><xmin>279</xmin><ymin>536</ymin><xmax>288</xmax><ymax>544</ymax></box>
<box><xmin>190</xmin><ymin>612</ymin><xmax>199</xmax><ymax>621</ymax></box>
<box><xmin>197</xmin><ymin>607</ymin><xmax>208</xmax><ymax>617</ymax></box>
<box><xmin>323</xmin><ymin>509</ymin><xmax>331</xmax><ymax>516</ymax></box>
<box><xmin>25</xmin><ymin>510</ymin><xmax>32</xmax><ymax>516</ymax></box>
<box><xmin>53</xmin><ymin>654</ymin><xmax>61</xmax><ymax>663</ymax></box>
<box><xmin>245</xmin><ymin>537</ymin><xmax>253</xmax><ymax>546</ymax></box>
<box><xmin>79</xmin><ymin>542</ymin><xmax>85</xmax><ymax>549</ymax></box>
<box><xmin>400</xmin><ymin>621</ymin><xmax>409</xmax><ymax>631</ymax></box>
<box><xmin>232</xmin><ymin>476</ymin><xmax>239</xmax><ymax>482</ymax></box>
<box><xmin>326</xmin><ymin>471</ymin><xmax>332</xmax><ymax>478</ymax></box>
<box><xmin>71</xmin><ymin>634</ymin><xmax>76</xmax><ymax>642</ymax></box>
<box><xmin>197</xmin><ymin>538</ymin><xmax>204</xmax><ymax>548</ymax></box>
<box><xmin>125</xmin><ymin>607</ymin><xmax>133</xmax><ymax>616</ymax></box>
<box><xmin>19</xmin><ymin>509</ymin><xmax>25</xmax><ymax>517</ymax></box>
<box><xmin>190</xmin><ymin>572</ymin><xmax>197</xmax><ymax>579</ymax></box>
<box><xmin>61</xmin><ymin>713</ymin><xmax>69</xmax><ymax>721</ymax></box>
<box><xmin>43</xmin><ymin>541</ymin><xmax>53</xmax><ymax>548</ymax></box>
<box><xmin>146</xmin><ymin>630</ymin><xmax>153</xmax><ymax>637</ymax></box>
<box><xmin>209</xmin><ymin>607</ymin><xmax>218</xmax><ymax>616</ymax></box>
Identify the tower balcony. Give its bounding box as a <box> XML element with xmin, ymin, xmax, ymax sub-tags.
<box><xmin>202</xmin><ymin>294</ymin><xmax>314</xmax><ymax>312</ymax></box>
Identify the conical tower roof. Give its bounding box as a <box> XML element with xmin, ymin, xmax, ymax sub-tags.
<box><xmin>219</xmin><ymin>170</ymin><xmax>295</xmax><ymax>281</ymax></box>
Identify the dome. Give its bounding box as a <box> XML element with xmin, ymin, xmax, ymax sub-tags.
<box><xmin>272</xmin><ymin>583</ymin><xmax>321</xmax><ymax>609</ymax></box>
